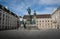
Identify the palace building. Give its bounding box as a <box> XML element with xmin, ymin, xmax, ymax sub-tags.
<box><xmin>52</xmin><ymin>7</ymin><xmax>60</xmax><ymax>29</ymax></box>
<box><xmin>0</xmin><ymin>4</ymin><xmax>20</xmax><ymax>30</ymax></box>
<box><xmin>23</xmin><ymin>7</ymin><xmax>60</xmax><ymax>30</ymax></box>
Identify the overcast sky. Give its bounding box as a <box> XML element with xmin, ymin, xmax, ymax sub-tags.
<box><xmin>0</xmin><ymin>0</ymin><xmax>60</xmax><ymax>16</ymax></box>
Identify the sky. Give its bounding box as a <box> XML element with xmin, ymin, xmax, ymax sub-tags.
<box><xmin>0</xmin><ymin>0</ymin><xmax>60</xmax><ymax>16</ymax></box>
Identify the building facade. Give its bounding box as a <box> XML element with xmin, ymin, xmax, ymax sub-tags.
<box><xmin>52</xmin><ymin>7</ymin><xmax>60</xmax><ymax>29</ymax></box>
<box><xmin>0</xmin><ymin>4</ymin><xmax>20</xmax><ymax>30</ymax></box>
<box><xmin>23</xmin><ymin>15</ymin><xmax>37</xmax><ymax>29</ymax></box>
<box><xmin>36</xmin><ymin>14</ymin><xmax>53</xmax><ymax>29</ymax></box>
<box><xmin>23</xmin><ymin>14</ymin><xmax>53</xmax><ymax>30</ymax></box>
<box><xmin>23</xmin><ymin>7</ymin><xmax>60</xmax><ymax>30</ymax></box>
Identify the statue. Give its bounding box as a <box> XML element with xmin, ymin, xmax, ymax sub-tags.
<box><xmin>27</xmin><ymin>7</ymin><xmax>31</xmax><ymax>15</ymax></box>
<box><xmin>34</xmin><ymin>10</ymin><xmax>36</xmax><ymax>16</ymax></box>
<box><xmin>27</xmin><ymin>7</ymin><xmax>32</xmax><ymax>24</ymax></box>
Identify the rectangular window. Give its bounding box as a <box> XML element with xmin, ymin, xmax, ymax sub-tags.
<box><xmin>37</xmin><ymin>24</ymin><xmax>38</xmax><ymax>25</ymax></box>
<box><xmin>42</xmin><ymin>26</ymin><xmax>44</xmax><ymax>28</ymax></box>
<box><xmin>3</xmin><ymin>14</ymin><xmax>5</xmax><ymax>21</ymax></box>
<box><xmin>40</xmin><ymin>24</ymin><xmax>41</xmax><ymax>25</ymax></box>
<box><xmin>42</xmin><ymin>20</ymin><xmax>44</xmax><ymax>22</ymax></box>
<box><xmin>37</xmin><ymin>21</ymin><xmax>38</xmax><ymax>22</ymax></box>
<box><xmin>40</xmin><ymin>21</ymin><xmax>41</xmax><ymax>22</ymax></box>
<box><xmin>48</xmin><ymin>20</ymin><xmax>49</xmax><ymax>22</ymax></box>
<box><xmin>45</xmin><ymin>20</ymin><xmax>47</xmax><ymax>22</ymax></box>
<box><xmin>51</xmin><ymin>23</ymin><xmax>52</xmax><ymax>25</ymax></box>
<box><xmin>0</xmin><ymin>17</ymin><xmax>1</xmax><ymax>20</ymax></box>
<box><xmin>0</xmin><ymin>24</ymin><xmax>1</xmax><ymax>28</ymax></box>
<box><xmin>3</xmin><ymin>18</ymin><xmax>4</xmax><ymax>22</ymax></box>
<box><xmin>48</xmin><ymin>23</ymin><xmax>49</xmax><ymax>25</ymax></box>
<box><xmin>0</xmin><ymin>13</ymin><xmax>2</xmax><ymax>16</ymax></box>
<box><xmin>55</xmin><ymin>25</ymin><xmax>56</xmax><ymax>28</ymax></box>
<box><xmin>0</xmin><ymin>13</ymin><xmax>1</xmax><ymax>24</ymax></box>
<box><xmin>3</xmin><ymin>14</ymin><xmax>5</xmax><ymax>17</ymax></box>
<box><xmin>0</xmin><ymin>20</ymin><xmax>1</xmax><ymax>24</ymax></box>
<box><xmin>3</xmin><ymin>22</ymin><xmax>4</xmax><ymax>25</ymax></box>
<box><xmin>51</xmin><ymin>20</ymin><xmax>52</xmax><ymax>22</ymax></box>
<box><xmin>0</xmin><ymin>18</ymin><xmax>1</xmax><ymax>24</ymax></box>
<box><xmin>0</xmin><ymin>9</ymin><xmax>2</xmax><ymax>12</ymax></box>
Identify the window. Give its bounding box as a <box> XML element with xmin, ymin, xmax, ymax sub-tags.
<box><xmin>3</xmin><ymin>14</ymin><xmax>5</xmax><ymax>25</ymax></box>
<box><xmin>42</xmin><ymin>26</ymin><xmax>44</xmax><ymax>28</ymax></box>
<box><xmin>0</xmin><ymin>18</ymin><xmax>1</xmax><ymax>24</ymax></box>
<box><xmin>42</xmin><ymin>20</ymin><xmax>44</xmax><ymax>22</ymax></box>
<box><xmin>48</xmin><ymin>20</ymin><xmax>49</xmax><ymax>22</ymax></box>
<box><xmin>6</xmin><ymin>15</ymin><xmax>7</xmax><ymax>21</ymax></box>
<box><xmin>0</xmin><ymin>17</ymin><xmax>1</xmax><ymax>20</ymax></box>
<box><xmin>40</xmin><ymin>21</ymin><xmax>41</xmax><ymax>22</ymax></box>
<box><xmin>48</xmin><ymin>23</ymin><xmax>49</xmax><ymax>25</ymax></box>
<box><xmin>0</xmin><ymin>24</ymin><xmax>1</xmax><ymax>28</ymax></box>
<box><xmin>37</xmin><ymin>24</ymin><xmax>38</xmax><ymax>25</ymax></box>
<box><xmin>0</xmin><ymin>13</ymin><xmax>2</xmax><ymax>16</ymax></box>
<box><xmin>51</xmin><ymin>20</ymin><xmax>52</xmax><ymax>22</ymax></box>
<box><xmin>45</xmin><ymin>24</ymin><xmax>47</xmax><ymax>26</ymax></box>
<box><xmin>55</xmin><ymin>25</ymin><xmax>56</xmax><ymax>28</ymax></box>
<box><xmin>3</xmin><ymin>18</ymin><xmax>4</xmax><ymax>20</ymax></box>
<box><xmin>3</xmin><ymin>22</ymin><xmax>4</xmax><ymax>25</ymax></box>
<box><xmin>51</xmin><ymin>23</ymin><xmax>52</xmax><ymax>25</ymax></box>
<box><xmin>0</xmin><ymin>21</ymin><xmax>1</xmax><ymax>24</ymax></box>
<box><xmin>0</xmin><ymin>9</ymin><xmax>2</xmax><ymax>12</ymax></box>
<box><xmin>3</xmin><ymin>14</ymin><xmax>5</xmax><ymax>17</ymax></box>
<box><xmin>40</xmin><ymin>24</ymin><xmax>41</xmax><ymax>25</ymax></box>
<box><xmin>51</xmin><ymin>26</ymin><xmax>52</xmax><ymax>28</ymax></box>
<box><xmin>45</xmin><ymin>20</ymin><xmax>47</xmax><ymax>22</ymax></box>
<box><xmin>37</xmin><ymin>21</ymin><xmax>38</xmax><ymax>22</ymax></box>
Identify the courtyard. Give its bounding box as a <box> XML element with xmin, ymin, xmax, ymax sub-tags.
<box><xmin>0</xmin><ymin>29</ymin><xmax>60</xmax><ymax>39</ymax></box>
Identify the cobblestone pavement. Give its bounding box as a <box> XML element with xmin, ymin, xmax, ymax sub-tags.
<box><xmin>0</xmin><ymin>29</ymin><xmax>60</xmax><ymax>39</ymax></box>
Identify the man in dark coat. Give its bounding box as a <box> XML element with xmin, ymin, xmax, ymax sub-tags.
<box><xmin>22</xmin><ymin>20</ymin><xmax>26</xmax><ymax>29</ymax></box>
<box><xmin>24</xmin><ymin>22</ymin><xmax>26</xmax><ymax>29</ymax></box>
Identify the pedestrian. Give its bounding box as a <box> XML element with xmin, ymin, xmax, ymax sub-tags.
<box><xmin>24</xmin><ymin>23</ymin><xmax>26</xmax><ymax>29</ymax></box>
<box><xmin>23</xmin><ymin>21</ymin><xmax>26</xmax><ymax>29</ymax></box>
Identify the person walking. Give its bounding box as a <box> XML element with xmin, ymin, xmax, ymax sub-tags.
<box><xmin>22</xmin><ymin>20</ymin><xmax>26</xmax><ymax>29</ymax></box>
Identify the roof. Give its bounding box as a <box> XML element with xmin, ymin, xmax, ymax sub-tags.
<box><xmin>19</xmin><ymin>16</ymin><xmax>22</xmax><ymax>18</ymax></box>
<box><xmin>36</xmin><ymin>14</ymin><xmax>51</xmax><ymax>18</ymax></box>
<box><xmin>23</xmin><ymin>14</ymin><xmax>51</xmax><ymax>19</ymax></box>
<box><xmin>52</xmin><ymin>7</ymin><xmax>60</xmax><ymax>15</ymax></box>
<box><xmin>23</xmin><ymin>15</ymin><xmax>33</xmax><ymax>19</ymax></box>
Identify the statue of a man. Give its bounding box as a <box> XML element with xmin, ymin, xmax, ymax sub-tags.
<box><xmin>27</xmin><ymin>7</ymin><xmax>31</xmax><ymax>15</ymax></box>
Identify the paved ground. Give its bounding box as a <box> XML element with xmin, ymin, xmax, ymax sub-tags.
<box><xmin>0</xmin><ymin>29</ymin><xmax>60</xmax><ymax>39</ymax></box>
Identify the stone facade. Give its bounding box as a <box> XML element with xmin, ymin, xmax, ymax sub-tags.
<box><xmin>23</xmin><ymin>7</ymin><xmax>60</xmax><ymax>30</ymax></box>
<box><xmin>36</xmin><ymin>15</ymin><xmax>53</xmax><ymax>29</ymax></box>
<box><xmin>52</xmin><ymin>7</ymin><xmax>60</xmax><ymax>29</ymax></box>
<box><xmin>0</xmin><ymin>4</ymin><xmax>20</xmax><ymax>30</ymax></box>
